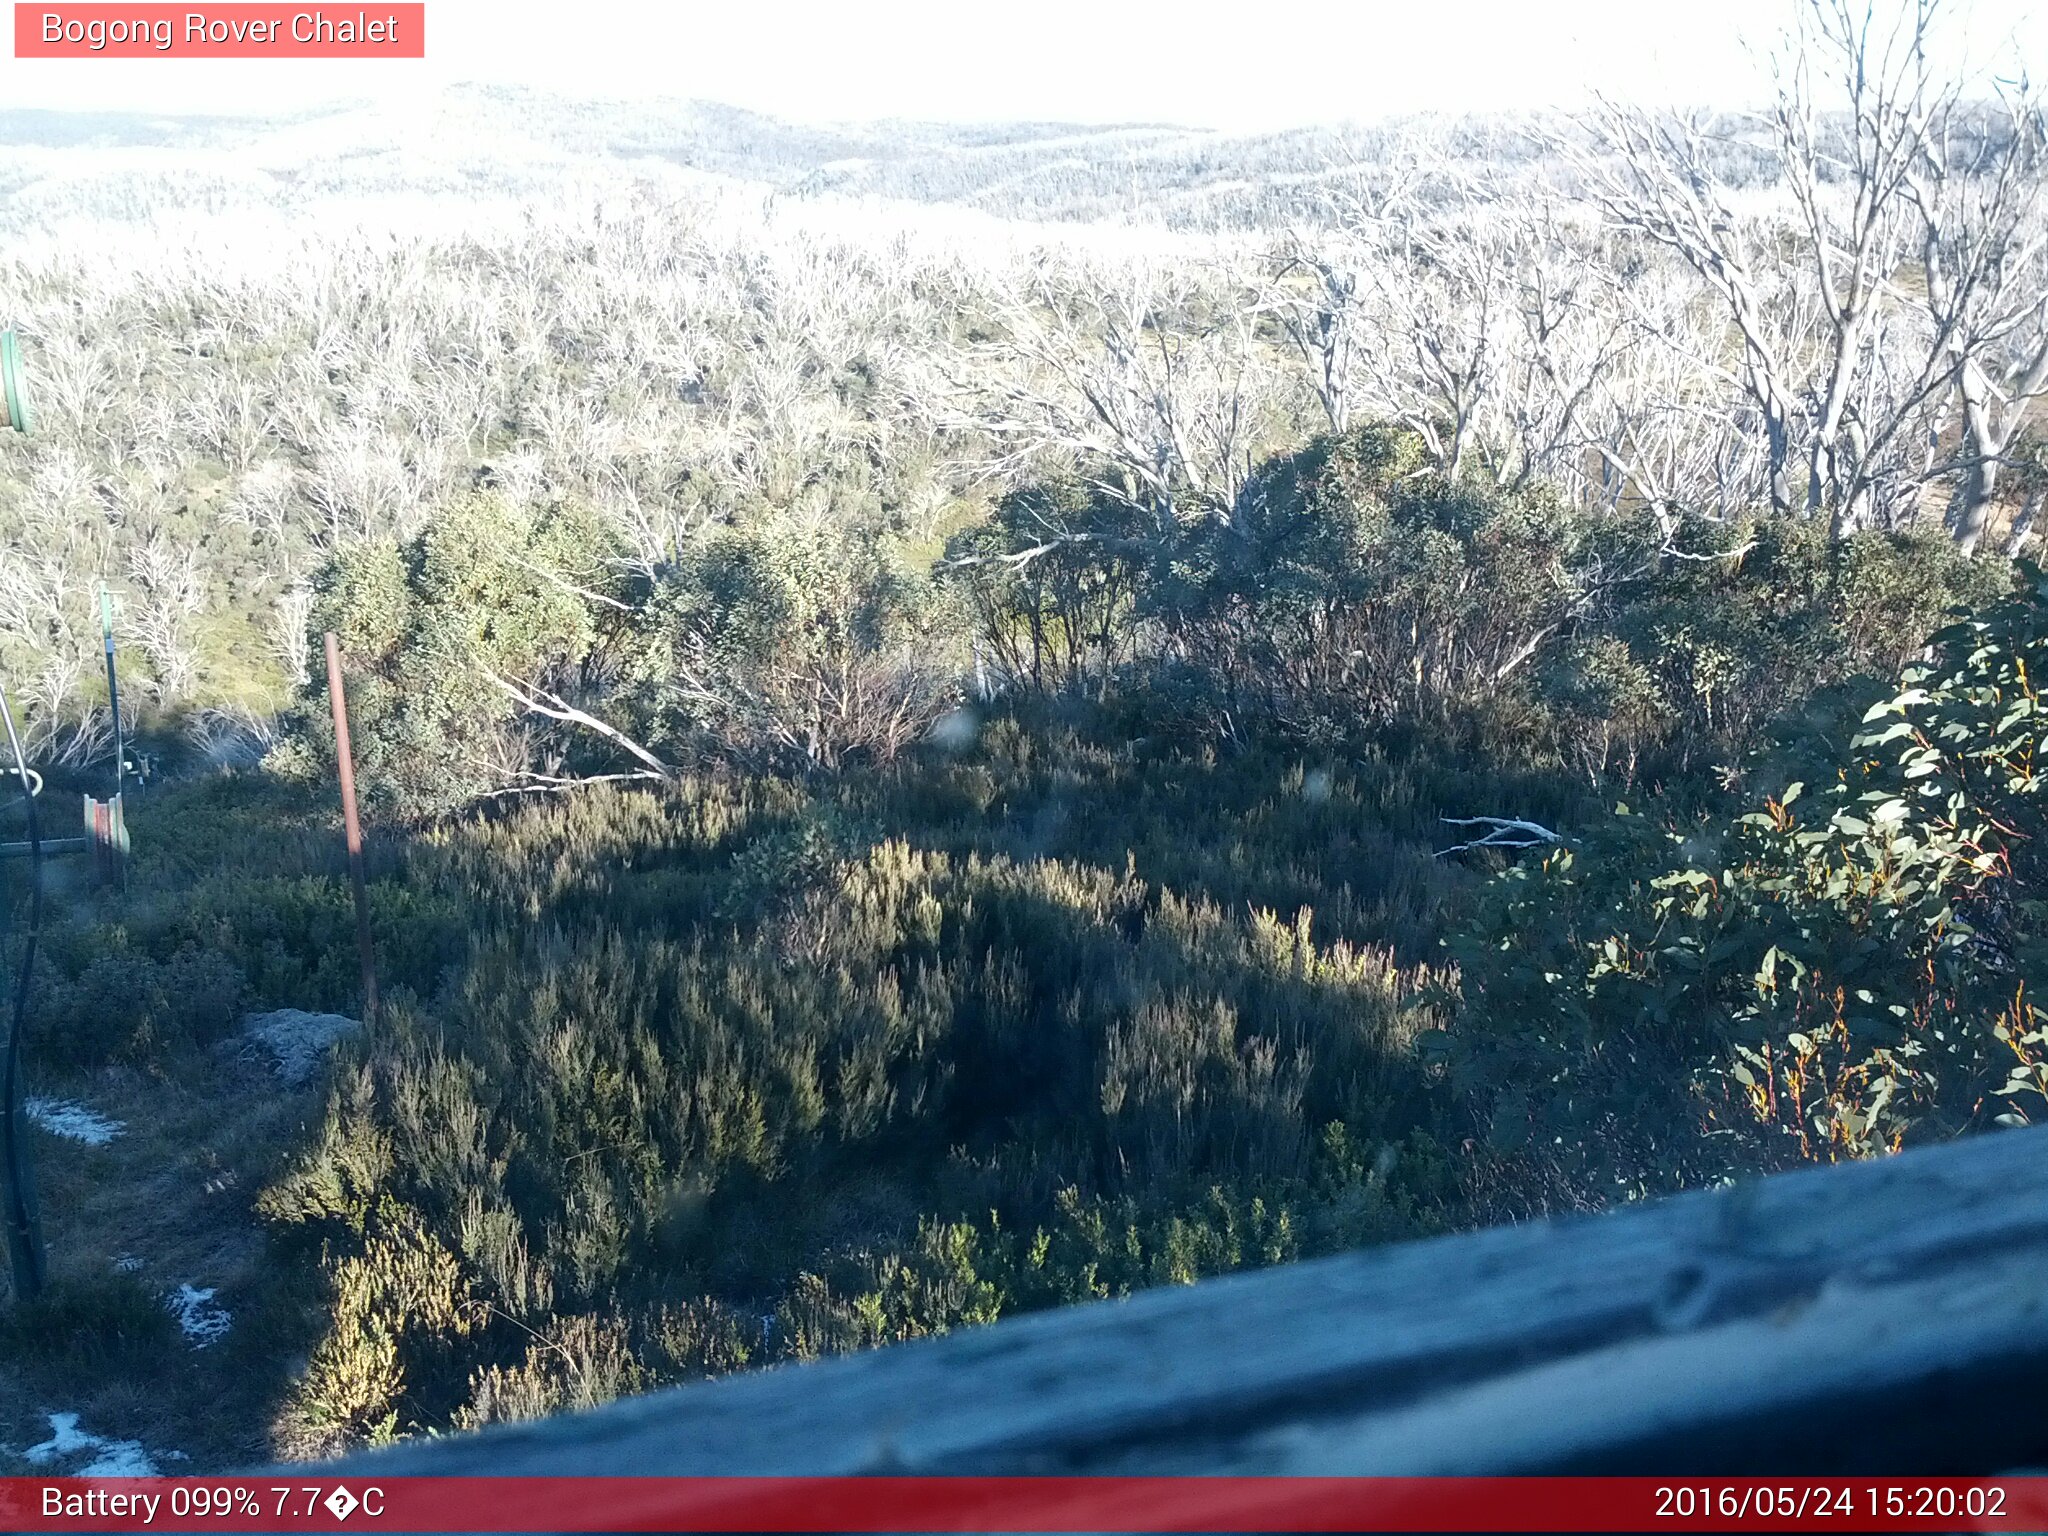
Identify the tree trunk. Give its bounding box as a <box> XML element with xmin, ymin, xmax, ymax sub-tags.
<box><xmin>1831</xmin><ymin>419</ymin><xmax>1872</xmax><ymax>540</ymax></box>
<box><xmin>1948</xmin><ymin>361</ymin><xmax>2000</xmax><ymax>557</ymax></box>
<box><xmin>2005</xmin><ymin>487</ymin><xmax>2042</xmax><ymax>559</ymax></box>
<box><xmin>1758</xmin><ymin>378</ymin><xmax>1796</xmax><ymax>517</ymax></box>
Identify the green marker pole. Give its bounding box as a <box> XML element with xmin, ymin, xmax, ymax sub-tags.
<box><xmin>1</xmin><ymin>331</ymin><xmax>31</xmax><ymax>436</ymax></box>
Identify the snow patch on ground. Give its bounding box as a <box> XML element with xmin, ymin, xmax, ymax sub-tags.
<box><xmin>167</xmin><ymin>1284</ymin><xmax>232</xmax><ymax>1347</ymax></box>
<box><xmin>241</xmin><ymin>1009</ymin><xmax>363</xmax><ymax>1086</ymax></box>
<box><xmin>21</xmin><ymin>1413</ymin><xmax>160</xmax><ymax>1476</ymax></box>
<box><xmin>22</xmin><ymin>1098</ymin><xmax>124</xmax><ymax>1145</ymax></box>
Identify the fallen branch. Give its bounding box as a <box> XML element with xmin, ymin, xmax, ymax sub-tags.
<box><xmin>478</xmin><ymin>770</ymin><xmax>672</xmax><ymax>799</ymax></box>
<box><xmin>500</xmin><ymin>552</ymin><xmax>637</xmax><ymax>613</ymax></box>
<box><xmin>1663</xmin><ymin>539</ymin><xmax>1759</xmax><ymax>563</ymax></box>
<box><xmin>1435</xmin><ymin>816</ymin><xmax>1565</xmax><ymax>857</ymax></box>
<box><xmin>481</xmin><ymin>669</ymin><xmax>673</xmax><ymax>779</ymax></box>
<box><xmin>937</xmin><ymin>536</ymin><xmax>1097</xmax><ymax>572</ymax></box>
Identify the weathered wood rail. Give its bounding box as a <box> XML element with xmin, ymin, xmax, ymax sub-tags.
<box><xmin>312</xmin><ymin>1126</ymin><xmax>2048</xmax><ymax>1492</ymax></box>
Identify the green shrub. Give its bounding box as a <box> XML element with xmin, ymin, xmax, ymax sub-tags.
<box><xmin>1447</xmin><ymin>565</ymin><xmax>2048</xmax><ymax>1206</ymax></box>
<box><xmin>248</xmin><ymin>742</ymin><xmax>1466</xmax><ymax>1448</ymax></box>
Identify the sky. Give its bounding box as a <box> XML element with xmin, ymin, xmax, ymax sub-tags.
<box><xmin>1</xmin><ymin>0</ymin><xmax>2043</xmax><ymax>129</ymax></box>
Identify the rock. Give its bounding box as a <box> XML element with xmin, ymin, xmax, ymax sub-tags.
<box><xmin>241</xmin><ymin>1009</ymin><xmax>364</xmax><ymax>1086</ymax></box>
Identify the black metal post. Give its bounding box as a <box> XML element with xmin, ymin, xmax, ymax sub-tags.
<box><xmin>95</xmin><ymin>586</ymin><xmax>127</xmax><ymax>888</ymax></box>
<box><xmin>100</xmin><ymin>585</ymin><xmax>122</xmax><ymax>803</ymax></box>
<box><xmin>0</xmin><ymin>683</ymin><xmax>48</xmax><ymax>1303</ymax></box>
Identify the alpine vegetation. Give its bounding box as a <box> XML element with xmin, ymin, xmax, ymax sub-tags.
<box><xmin>0</xmin><ymin>0</ymin><xmax>2045</xmax><ymax>1472</ymax></box>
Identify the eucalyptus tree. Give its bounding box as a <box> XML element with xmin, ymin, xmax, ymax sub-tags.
<box><xmin>932</xmin><ymin>250</ymin><xmax>1288</xmax><ymax>544</ymax></box>
<box><xmin>1902</xmin><ymin>84</ymin><xmax>2048</xmax><ymax>552</ymax></box>
<box><xmin>1562</xmin><ymin>0</ymin><xmax>2047</xmax><ymax>542</ymax></box>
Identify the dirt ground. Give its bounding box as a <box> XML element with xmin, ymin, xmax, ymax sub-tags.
<box><xmin>0</xmin><ymin>1040</ymin><xmax>330</xmax><ymax>1474</ymax></box>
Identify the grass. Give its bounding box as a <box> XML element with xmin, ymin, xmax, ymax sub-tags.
<box><xmin>0</xmin><ymin>1039</ymin><xmax>332</xmax><ymax>1471</ymax></box>
<box><xmin>0</xmin><ymin>714</ymin><xmax>1504</xmax><ymax>1468</ymax></box>
<box><xmin>0</xmin><ymin>494</ymin><xmax>2020</xmax><ymax>1467</ymax></box>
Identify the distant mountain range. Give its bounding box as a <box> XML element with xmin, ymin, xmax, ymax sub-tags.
<box><xmin>0</xmin><ymin>85</ymin><xmax>1546</xmax><ymax>236</ymax></box>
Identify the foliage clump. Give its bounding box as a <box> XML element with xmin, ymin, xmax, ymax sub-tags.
<box><xmin>269</xmin><ymin>489</ymin><xmax>960</xmax><ymax>817</ymax></box>
<box><xmin>7</xmin><ymin>418</ymin><xmax>2033</xmax><ymax>1463</ymax></box>
<box><xmin>249</xmin><ymin>760</ymin><xmax>1460</xmax><ymax>1442</ymax></box>
<box><xmin>1448</xmin><ymin>567</ymin><xmax>2048</xmax><ymax>1203</ymax></box>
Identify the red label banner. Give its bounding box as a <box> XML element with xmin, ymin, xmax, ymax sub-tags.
<box><xmin>3</xmin><ymin>1476</ymin><xmax>2046</xmax><ymax>1532</ymax></box>
<box><xmin>14</xmin><ymin>4</ymin><xmax>424</xmax><ymax>57</ymax></box>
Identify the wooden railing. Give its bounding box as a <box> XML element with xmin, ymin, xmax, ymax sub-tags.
<box><xmin>315</xmin><ymin>1125</ymin><xmax>2048</xmax><ymax>1483</ymax></box>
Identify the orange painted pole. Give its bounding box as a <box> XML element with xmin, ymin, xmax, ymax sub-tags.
<box><xmin>324</xmin><ymin>632</ymin><xmax>379</xmax><ymax>1029</ymax></box>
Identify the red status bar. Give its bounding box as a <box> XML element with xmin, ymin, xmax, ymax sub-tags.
<box><xmin>3</xmin><ymin>1476</ymin><xmax>2046</xmax><ymax>1532</ymax></box>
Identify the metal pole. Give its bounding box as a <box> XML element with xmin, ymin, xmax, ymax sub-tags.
<box><xmin>0</xmin><ymin>332</ymin><xmax>47</xmax><ymax>1302</ymax></box>
<box><xmin>97</xmin><ymin>585</ymin><xmax>127</xmax><ymax>889</ymax></box>
<box><xmin>0</xmin><ymin>683</ymin><xmax>48</xmax><ymax>1303</ymax></box>
<box><xmin>100</xmin><ymin>585</ymin><xmax>122</xmax><ymax>803</ymax></box>
<box><xmin>324</xmin><ymin>633</ymin><xmax>379</xmax><ymax>1030</ymax></box>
